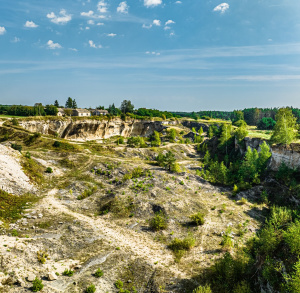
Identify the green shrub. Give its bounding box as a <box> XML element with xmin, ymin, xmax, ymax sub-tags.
<box><xmin>86</xmin><ymin>284</ymin><xmax>96</xmax><ymax>293</ymax></box>
<box><xmin>77</xmin><ymin>186</ymin><xmax>97</xmax><ymax>200</ymax></box>
<box><xmin>11</xmin><ymin>118</ymin><xmax>19</xmax><ymax>126</ymax></box>
<box><xmin>220</xmin><ymin>227</ymin><xmax>234</xmax><ymax>251</ymax></box>
<box><xmin>284</xmin><ymin>220</ymin><xmax>300</xmax><ymax>255</ymax></box>
<box><xmin>37</xmin><ymin>250</ymin><xmax>48</xmax><ymax>264</ymax></box>
<box><xmin>115</xmin><ymin>280</ymin><xmax>123</xmax><ymax>289</ymax></box>
<box><xmin>190</xmin><ymin>212</ymin><xmax>205</xmax><ymax>226</ymax></box>
<box><xmin>149</xmin><ymin>213</ymin><xmax>167</xmax><ymax>231</ymax></box>
<box><xmin>116</xmin><ymin>136</ymin><xmax>124</xmax><ymax>144</ymax></box>
<box><xmin>267</xmin><ymin>206</ymin><xmax>292</xmax><ymax>229</ymax></box>
<box><xmin>94</xmin><ymin>268</ymin><xmax>103</xmax><ymax>278</ymax></box>
<box><xmin>288</xmin><ymin>260</ymin><xmax>300</xmax><ymax>293</ymax></box>
<box><xmin>232</xmin><ymin>280</ymin><xmax>252</xmax><ymax>293</ymax></box>
<box><xmin>45</xmin><ymin>167</ymin><xmax>53</xmax><ymax>173</ymax></box>
<box><xmin>168</xmin><ymin>235</ymin><xmax>195</xmax><ymax>261</ymax></box>
<box><xmin>192</xmin><ymin>284</ymin><xmax>212</xmax><ymax>293</ymax></box>
<box><xmin>32</xmin><ymin>277</ymin><xmax>43</xmax><ymax>292</ymax></box>
<box><xmin>63</xmin><ymin>269</ymin><xmax>74</xmax><ymax>277</ymax></box>
<box><xmin>11</xmin><ymin>143</ymin><xmax>22</xmax><ymax>152</ymax></box>
<box><xmin>25</xmin><ymin>151</ymin><xmax>31</xmax><ymax>159</ymax></box>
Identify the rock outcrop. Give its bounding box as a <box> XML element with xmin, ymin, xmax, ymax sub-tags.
<box><xmin>19</xmin><ymin>118</ymin><xmax>165</xmax><ymax>140</ymax></box>
<box><xmin>181</xmin><ymin>120</ymin><xmax>209</xmax><ymax>132</ymax></box>
<box><xmin>237</xmin><ymin>137</ymin><xmax>300</xmax><ymax>171</ymax></box>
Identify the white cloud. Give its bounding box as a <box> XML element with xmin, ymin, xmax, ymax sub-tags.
<box><xmin>175</xmin><ymin>1</ymin><xmax>182</xmax><ymax>3</ymax></box>
<box><xmin>24</xmin><ymin>21</ymin><xmax>38</xmax><ymax>28</ymax></box>
<box><xmin>117</xmin><ymin>2</ymin><xmax>129</xmax><ymax>14</ymax></box>
<box><xmin>146</xmin><ymin>51</ymin><xmax>160</xmax><ymax>55</ymax></box>
<box><xmin>47</xmin><ymin>40</ymin><xmax>62</xmax><ymax>49</ymax></box>
<box><xmin>69</xmin><ymin>48</ymin><xmax>78</xmax><ymax>52</ymax></box>
<box><xmin>107</xmin><ymin>33</ymin><xmax>116</xmax><ymax>37</ymax></box>
<box><xmin>170</xmin><ymin>32</ymin><xmax>175</xmax><ymax>36</ymax></box>
<box><xmin>164</xmin><ymin>26</ymin><xmax>170</xmax><ymax>30</ymax></box>
<box><xmin>87</xmin><ymin>20</ymin><xmax>95</xmax><ymax>25</ymax></box>
<box><xmin>153</xmin><ymin>19</ymin><xmax>161</xmax><ymax>26</ymax></box>
<box><xmin>213</xmin><ymin>3</ymin><xmax>229</xmax><ymax>13</ymax></box>
<box><xmin>0</xmin><ymin>26</ymin><xmax>6</xmax><ymax>35</ymax></box>
<box><xmin>97</xmin><ymin>22</ymin><xmax>104</xmax><ymax>26</ymax></box>
<box><xmin>11</xmin><ymin>37</ymin><xmax>20</xmax><ymax>43</ymax></box>
<box><xmin>89</xmin><ymin>40</ymin><xmax>102</xmax><ymax>48</ymax></box>
<box><xmin>142</xmin><ymin>24</ymin><xmax>152</xmax><ymax>29</ymax></box>
<box><xmin>81</xmin><ymin>10</ymin><xmax>94</xmax><ymax>17</ymax></box>
<box><xmin>165</xmin><ymin>20</ymin><xmax>175</xmax><ymax>25</ymax></box>
<box><xmin>97</xmin><ymin>1</ymin><xmax>108</xmax><ymax>13</ymax></box>
<box><xmin>144</xmin><ymin>0</ymin><xmax>162</xmax><ymax>7</ymax></box>
<box><xmin>47</xmin><ymin>9</ymin><xmax>72</xmax><ymax>24</ymax></box>
<box><xmin>86</xmin><ymin>26</ymin><xmax>90</xmax><ymax>30</ymax></box>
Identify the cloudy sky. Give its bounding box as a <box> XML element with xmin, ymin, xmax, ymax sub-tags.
<box><xmin>0</xmin><ymin>0</ymin><xmax>300</xmax><ymax>111</ymax></box>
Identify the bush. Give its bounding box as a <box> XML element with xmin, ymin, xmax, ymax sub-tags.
<box><xmin>32</xmin><ymin>277</ymin><xmax>43</xmax><ymax>292</ymax></box>
<box><xmin>86</xmin><ymin>284</ymin><xmax>96</xmax><ymax>293</ymax></box>
<box><xmin>267</xmin><ymin>206</ymin><xmax>292</xmax><ymax>229</ymax></box>
<box><xmin>149</xmin><ymin>213</ymin><xmax>167</xmax><ymax>231</ymax></box>
<box><xmin>115</xmin><ymin>280</ymin><xmax>123</xmax><ymax>289</ymax></box>
<box><xmin>11</xmin><ymin>118</ymin><xmax>19</xmax><ymax>126</ymax></box>
<box><xmin>37</xmin><ymin>250</ymin><xmax>48</xmax><ymax>264</ymax></box>
<box><xmin>63</xmin><ymin>269</ymin><xmax>74</xmax><ymax>277</ymax></box>
<box><xmin>192</xmin><ymin>285</ymin><xmax>212</xmax><ymax>293</ymax></box>
<box><xmin>190</xmin><ymin>212</ymin><xmax>205</xmax><ymax>226</ymax></box>
<box><xmin>45</xmin><ymin>167</ymin><xmax>53</xmax><ymax>173</ymax></box>
<box><xmin>94</xmin><ymin>268</ymin><xmax>103</xmax><ymax>278</ymax></box>
<box><xmin>77</xmin><ymin>186</ymin><xmax>97</xmax><ymax>200</ymax></box>
<box><xmin>284</xmin><ymin>220</ymin><xmax>300</xmax><ymax>255</ymax></box>
<box><xmin>116</xmin><ymin>136</ymin><xmax>124</xmax><ymax>144</ymax></box>
<box><xmin>232</xmin><ymin>281</ymin><xmax>252</xmax><ymax>293</ymax></box>
<box><xmin>220</xmin><ymin>227</ymin><xmax>234</xmax><ymax>250</ymax></box>
<box><xmin>168</xmin><ymin>235</ymin><xmax>195</xmax><ymax>261</ymax></box>
<box><xmin>11</xmin><ymin>143</ymin><xmax>22</xmax><ymax>152</ymax></box>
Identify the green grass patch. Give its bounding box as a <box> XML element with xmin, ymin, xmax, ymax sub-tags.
<box><xmin>0</xmin><ymin>189</ymin><xmax>38</xmax><ymax>222</ymax></box>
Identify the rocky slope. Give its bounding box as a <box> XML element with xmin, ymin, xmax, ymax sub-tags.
<box><xmin>0</xmin><ymin>134</ymin><xmax>262</xmax><ymax>293</ymax></box>
<box><xmin>19</xmin><ymin>118</ymin><xmax>165</xmax><ymax>140</ymax></box>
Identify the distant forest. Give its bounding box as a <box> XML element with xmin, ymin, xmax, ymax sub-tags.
<box><xmin>173</xmin><ymin>107</ymin><xmax>300</xmax><ymax>125</ymax></box>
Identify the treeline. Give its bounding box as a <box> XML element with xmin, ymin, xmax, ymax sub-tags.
<box><xmin>174</xmin><ymin>107</ymin><xmax>300</xmax><ymax>127</ymax></box>
<box><xmin>0</xmin><ymin>105</ymin><xmax>58</xmax><ymax>116</ymax></box>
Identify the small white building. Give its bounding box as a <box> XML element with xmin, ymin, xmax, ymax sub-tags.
<box><xmin>91</xmin><ymin>109</ymin><xmax>108</xmax><ymax>116</ymax></box>
<box><xmin>72</xmin><ymin>109</ymin><xmax>91</xmax><ymax>117</ymax></box>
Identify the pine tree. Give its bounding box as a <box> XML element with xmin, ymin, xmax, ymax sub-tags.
<box><xmin>271</xmin><ymin>107</ymin><xmax>297</xmax><ymax>144</ymax></box>
<box><xmin>54</xmin><ymin>100</ymin><xmax>59</xmax><ymax>107</ymax></box>
<box><xmin>198</xmin><ymin>127</ymin><xmax>203</xmax><ymax>136</ymax></box>
<box><xmin>72</xmin><ymin>99</ymin><xmax>77</xmax><ymax>109</ymax></box>
<box><xmin>65</xmin><ymin>97</ymin><xmax>73</xmax><ymax>108</ymax></box>
<box><xmin>257</xmin><ymin>142</ymin><xmax>271</xmax><ymax>172</ymax></box>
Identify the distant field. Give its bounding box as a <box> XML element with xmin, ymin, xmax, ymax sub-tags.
<box><xmin>247</xmin><ymin>125</ymin><xmax>272</xmax><ymax>140</ymax></box>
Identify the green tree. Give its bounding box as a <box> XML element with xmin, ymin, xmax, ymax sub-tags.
<box><xmin>72</xmin><ymin>99</ymin><xmax>77</xmax><ymax>109</ymax></box>
<box><xmin>45</xmin><ymin>105</ymin><xmax>58</xmax><ymax>116</ymax></box>
<box><xmin>257</xmin><ymin>117</ymin><xmax>276</xmax><ymax>130</ymax></box>
<box><xmin>151</xmin><ymin>131</ymin><xmax>161</xmax><ymax>147</ymax></box>
<box><xmin>54</xmin><ymin>100</ymin><xmax>59</xmax><ymax>107</ymax></box>
<box><xmin>235</xmin><ymin>125</ymin><xmax>248</xmax><ymax>141</ymax></box>
<box><xmin>65</xmin><ymin>97</ymin><xmax>73</xmax><ymax>108</ymax></box>
<box><xmin>198</xmin><ymin>127</ymin><xmax>203</xmax><ymax>136</ymax></box>
<box><xmin>120</xmin><ymin>100</ymin><xmax>134</xmax><ymax>113</ymax></box>
<box><xmin>271</xmin><ymin>107</ymin><xmax>297</xmax><ymax>144</ymax></box>
<box><xmin>219</xmin><ymin>124</ymin><xmax>232</xmax><ymax>156</ymax></box>
<box><xmin>232</xmin><ymin>110</ymin><xmax>244</xmax><ymax>122</ymax></box>
<box><xmin>257</xmin><ymin>142</ymin><xmax>271</xmax><ymax>172</ymax></box>
<box><xmin>238</xmin><ymin>147</ymin><xmax>259</xmax><ymax>182</ymax></box>
<box><xmin>168</xmin><ymin>129</ymin><xmax>177</xmax><ymax>142</ymax></box>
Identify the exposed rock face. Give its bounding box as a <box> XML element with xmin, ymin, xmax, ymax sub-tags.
<box><xmin>181</xmin><ymin>120</ymin><xmax>209</xmax><ymax>132</ymax></box>
<box><xmin>0</xmin><ymin>144</ymin><xmax>33</xmax><ymax>195</ymax></box>
<box><xmin>237</xmin><ymin>137</ymin><xmax>300</xmax><ymax>171</ymax></box>
<box><xmin>269</xmin><ymin>144</ymin><xmax>300</xmax><ymax>171</ymax></box>
<box><xmin>19</xmin><ymin>118</ymin><xmax>165</xmax><ymax>140</ymax></box>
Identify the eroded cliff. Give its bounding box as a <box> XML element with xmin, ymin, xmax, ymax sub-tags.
<box><xmin>19</xmin><ymin>118</ymin><xmax>165</xmax><ymax>140</ymax></box>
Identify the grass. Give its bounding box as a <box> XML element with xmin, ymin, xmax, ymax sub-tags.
<box><xmin>168</xmin><ymin>235</ymin><xmax>196</xmax><ymax>262</ymax></box>
<box><xmin>21</xmin><ymin>157</ymin><xmax>44</xmax><ymax>184</ymax></box>
<box><xmin>0</xmin><ymin>115</ymin><xmax>26</xmax><ymax>118</ymax></box>
<box><xmin>0</xmin><ymin>189</ymin><xmax>38</xmax><ymax>222</ymax></box>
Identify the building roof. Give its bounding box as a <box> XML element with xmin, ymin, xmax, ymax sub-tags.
<box><xmin>73</xmin><ymin>108</ymin><xmax>91</xmax><ymax>113</ymax></box>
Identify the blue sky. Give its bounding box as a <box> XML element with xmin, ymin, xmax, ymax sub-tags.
<box><xmin>0</xmin><ymin>0</ymin><xmax>300</xmax><ymax>111</ymax></box>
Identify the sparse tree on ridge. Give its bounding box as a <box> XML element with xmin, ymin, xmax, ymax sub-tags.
<box><xmin>271</xmin><ymin>107</ymin><xmax>297</xmax><ymax>145</ymax></box>
<box><xmin>120</xmin><ymin>100</ymin><xmax>134</xmax><ymax>114</ymax></box>
<box><xmin>65</xmin><ymin>97</ymin><xmax>73</xmax><ymax>108</ymax></box>
<box><xmin>54</xmin><ymin>100</ymin><xmax>59</xmax><ymax>107</ymax></box>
